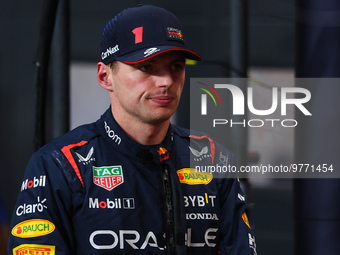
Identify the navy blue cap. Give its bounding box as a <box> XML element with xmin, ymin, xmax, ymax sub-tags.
<box><xmin>100</xmin><ymin>5</ymin><xmax>201</xmax><ymax>64</ymax></box>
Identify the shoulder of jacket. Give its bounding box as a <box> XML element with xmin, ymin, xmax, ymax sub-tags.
<box><xmin>171</xmin><ymin>124</ymin><xmax>213</xmax><ymax>140</ymax></box>
<box><xmin>29</xmin><ymin>123</ymin><xmax>99</xmax><ymax>191</ymax></box>
<box><xmin>43</xmin><ymin>123</ymin><xmax>98</xmax><ymax>150</ymax></box>
<box><xmin>30</xmin><ymin>123</ymin><xmax>99</xmax><ymax>170</ymax></box>
<box><xmin>171</xmin><ymin>124</ymin><xmax>235</xmax><ymax>162</ymax></box>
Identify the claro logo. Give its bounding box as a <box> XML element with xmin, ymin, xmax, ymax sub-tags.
<box><xmin>16</xmin><ymin>196</ymin><xmax>47</xmax><ymax>216</ymax></box>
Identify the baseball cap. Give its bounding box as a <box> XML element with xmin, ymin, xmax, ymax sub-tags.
<box><xmin>100</xmin><ymin>5</ymin><xmax>201</xmax><ymax>64</ymax></box>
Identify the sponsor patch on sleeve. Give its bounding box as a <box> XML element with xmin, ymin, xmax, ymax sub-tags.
<box><xmin>11</xmin><ymin>219</ymin><xmax>55</xmax><ymax>238</ymax></box>
<box><xmin>177</xmin><ymin>168</ymin><xmax>213</xmax><ymax>185</ymax></box>
<box><xmin>13</xmin><ymin>244</ymin><xmax>55</xmax><ymax>255</ymax></box>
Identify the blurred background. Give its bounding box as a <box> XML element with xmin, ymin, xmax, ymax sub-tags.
<box><xmin>1</xmin><ymin>0</ymin><xmax>340</xmax><ymax>254</ymax></box>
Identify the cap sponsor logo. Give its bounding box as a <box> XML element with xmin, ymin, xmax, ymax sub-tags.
<box><xmin>144</xmin><ymin>47</ymin><xmax>160</xmax><ymax>58</ymax></box>
<box><xmin>11</xmin><ymin>219</ymin><xmax>55</xmax><ymax>238</ymax></box>
<box><xmin>13</xmin><ymin>244</ymin><xmax>55</xmax><ymax>255</ymax></box>
<box><xmin>101</xmin><ymin>45</ymin><xmax>119</xmax><ymax>60</ymax></box>
<box><xmin>177</xmin><ymin>168</ymin><xmax>213</xmax><ymax>185</ymax></box>
<box><xmin>166</xmin><ymin>27</ymin><xmax>184</xmax><ymax>41</ymax></box>
<box><xmin>93</xmin><ymin>166</ymin><xmax>124</xmax><ymax>191</ymax></box>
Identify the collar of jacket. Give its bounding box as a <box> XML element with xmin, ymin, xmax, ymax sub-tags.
<box><xmin>96</xmin><ymin>107</ymin><xmax>176</xmax><ymax>162</ymax></box>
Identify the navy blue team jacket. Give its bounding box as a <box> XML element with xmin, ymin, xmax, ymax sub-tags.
<box><xmin>8</xmin><ymin>108</ymin><xmax>257</xmax><ymax>254</ymax></box>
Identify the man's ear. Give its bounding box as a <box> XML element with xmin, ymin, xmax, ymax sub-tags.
<box><xmin>97</xmin><ymin>62</ymin><xmax>113</xmax><ymax>91</ymax></box>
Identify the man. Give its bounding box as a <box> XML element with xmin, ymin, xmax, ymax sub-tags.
<box><xmin>8</xmin><ymin>5</ymin><xmax>257</xmax><ymax>255</ymax></box>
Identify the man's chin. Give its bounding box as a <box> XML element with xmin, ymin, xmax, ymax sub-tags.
<box><xmin>146</xmin><ymin>112</ymin><xmax>174</xmax><ymax>125</ymax></box>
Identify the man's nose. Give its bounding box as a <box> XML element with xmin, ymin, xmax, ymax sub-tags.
<box><xmin>155</xmin><ymin>69</ymin><xmax>174</xmax><ymax>88</ymax></box>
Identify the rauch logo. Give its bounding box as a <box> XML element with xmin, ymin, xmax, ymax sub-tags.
<box><xmin>177</xmin><ymin>168</ymin><xmax>213</xmax><ymax>185</ymax></box>
<box><xmin>11</xmin><ymin>219</ymin><xmax>55</xmax><ymax>238</ymax></box>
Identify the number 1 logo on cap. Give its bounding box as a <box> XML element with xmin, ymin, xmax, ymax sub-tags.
<box><xmin>132</xmin><ymin>27</ymin><xmax>143</xmax><ymax>44</ymax></box>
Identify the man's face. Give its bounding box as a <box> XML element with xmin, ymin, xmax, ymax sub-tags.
<box><xmin>109</xmin><ymin>51</ymin><xmax>186</xmax><ymax>125</ymax></box>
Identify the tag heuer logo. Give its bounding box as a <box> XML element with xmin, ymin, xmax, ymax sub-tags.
<box><xmin>93</xmin><ymin>166</ymin><xmax>124</xmax><ymax>191</ymax></box>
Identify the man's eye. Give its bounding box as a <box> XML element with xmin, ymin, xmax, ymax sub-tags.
<box><xmin>172</xmin><ymin>63</ymin><xmax>185</xmax><ymax>71</ymax></box>
<box><xmin>139</xmin><ymin>65</ymin><xmax>152</xmax><ymax>71</ymax></box>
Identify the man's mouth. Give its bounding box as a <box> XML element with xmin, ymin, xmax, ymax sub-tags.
<box><xmin>149</xmin><ymin>95</ymin><xmax>175</xmax><ymax>106</ymax></box>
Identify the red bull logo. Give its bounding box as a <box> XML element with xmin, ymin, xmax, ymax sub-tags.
<box><xmin>158</xmin><ymin>147</ymin><xmax>170</xmax><ymax>162</ymax></box>
<box><xmin>168</xmin><ymin>31</ymin><xmax>183</xmax><ymax>38</ymax></box>
<box><xmin>166</xmin><ymin>27</ymin><xmax>184</xmax><ymax>41</ymax></box>
<box><xmin>158</xmin><ymin>147</ymin><xmax>167</xmax><ymax>155</ymax></box>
